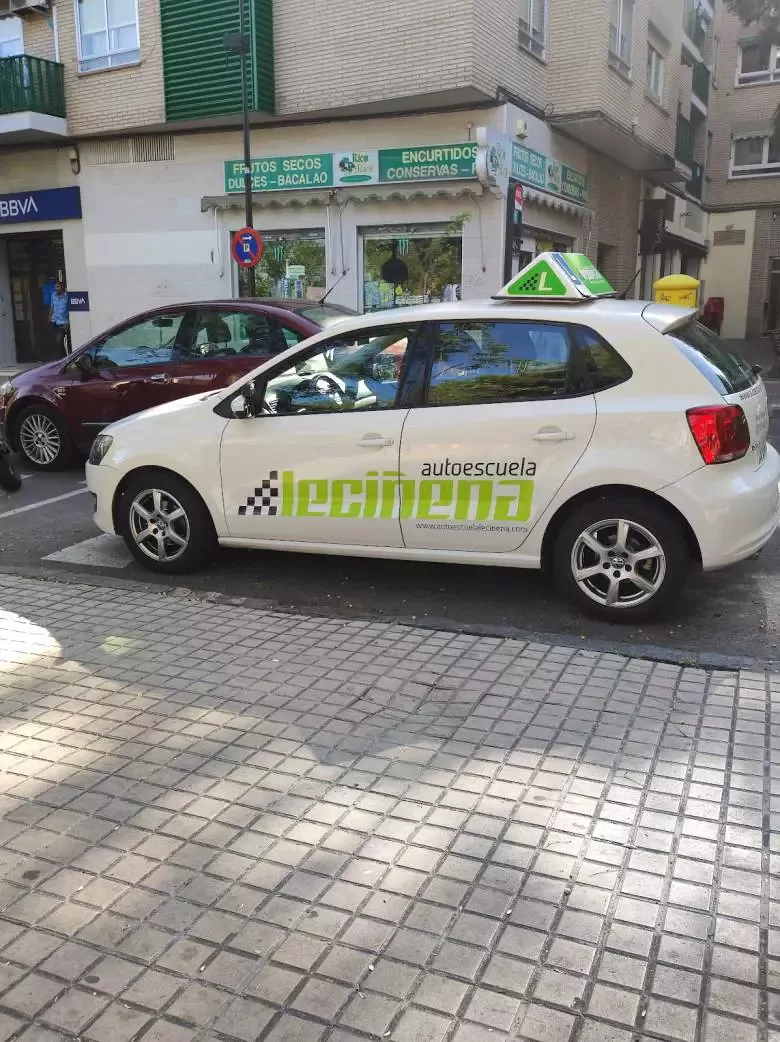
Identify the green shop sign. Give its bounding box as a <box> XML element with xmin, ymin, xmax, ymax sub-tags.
<box><xmin>511</xmin><ymin>143</ymin><xmax>588</xmax><ymax>205</ymax></box>
<box><xmin>224</xmin><ymin>142</ymin><xmax>479</xmax><ymax>194</ymax></box>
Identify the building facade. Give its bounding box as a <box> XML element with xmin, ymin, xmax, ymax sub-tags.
<box><xmin>700</xmin><ymin>4</ymin><xmax>780</xmax><ymax>338</ymax></box>
<box><xmin>0</xmin><ymin>0</ymin><xmax>716</xmax><ymax>366</ymax></box>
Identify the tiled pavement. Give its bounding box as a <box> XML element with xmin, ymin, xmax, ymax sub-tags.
<box><xmin>0</xmin><ymin>575</ymin><xmax>778</xmax><ymax>1042</ymax></box>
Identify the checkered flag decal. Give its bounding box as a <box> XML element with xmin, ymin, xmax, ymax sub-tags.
<box><xmin>239</xmin><ymin>471</ymin><xmax>280</xmax><ymax>516</ymax></box>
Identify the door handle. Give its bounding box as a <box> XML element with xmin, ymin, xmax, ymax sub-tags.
<box><xmin>359</xmin><ymin>434</ymin><xmax>394</xmax><ymax>448</ymax></box>
<box><xmin>149</xmin><ymin>373</ymin><xmax>171</xmax><ymax>384</ymax></box>
<box><xmin>531</xmin><ymin>427</ymin><xmax>575</xmax><ymax>442</ymax></box>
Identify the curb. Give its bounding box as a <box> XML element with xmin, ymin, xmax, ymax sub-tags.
<box><xmin>1</xmin><ymin>564</ymin><xmax>777</xmax><ymax>675</ymax></box>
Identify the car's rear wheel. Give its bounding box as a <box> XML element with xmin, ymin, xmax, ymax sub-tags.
<box><xmin>553</xmin><ymin>496</ymin><xmax>690</xmax><ymax>622</ymax></box>
<box><xmin>16</xmin><ymin>404</ymin><xmax>72</xmax><ymax>470</ymax></box>
<box><xmin>118</xmin><ymin>472</ymin><xmax>217</xmax><ymax>574</ymax></box>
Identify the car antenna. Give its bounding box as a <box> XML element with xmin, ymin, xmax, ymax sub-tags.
<box><xmin>618</xmin><ymin>268</ymin><xmax>642</xmax><ymax>300</ymax></box>
<box><xmin>319</xmin><ymin>270</ymin><xmax>347</xmax><ymax>306</ymax></box>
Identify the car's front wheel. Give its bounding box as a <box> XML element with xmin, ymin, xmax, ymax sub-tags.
<box><xmin>16</xmin><ymin>404</ymin><xmax>73</xmax><ymax>470</ymax></box>
<box><xmin>118</xmin><ymin>472</ymin><xmax>217</xmax><ymax>574</ymax></box>
<box><xmin>553</xmin><ymin>495</ymin><xmax>691</xmax><ymax>622</ymax></box>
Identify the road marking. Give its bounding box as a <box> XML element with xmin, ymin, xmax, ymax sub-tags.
<box><xmin>0</xmin><ymin>487</ymin><xmax>89</xmax><ymax>520</ymax></box>
<box><xmin>44</xmin><ymin>533</ymin><xmax>131</xmax><ymax>568</ymax></box>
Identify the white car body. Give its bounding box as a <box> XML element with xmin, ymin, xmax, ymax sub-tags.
<box><xmin>86</xmin><ymin>293</ymin><xmax>780</xmax><ymax>616</ymax></box>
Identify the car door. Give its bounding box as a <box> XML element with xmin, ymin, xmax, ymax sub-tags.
<box><xmin>220</xmin><ymin>321</ymin><xmax>423</xmax><ymax>547</ymax></box>
<box><xmin>399</xmin><ymin>318</ymin><xmax>597</xmax><ymax>553</ymax></box>
<box><xmin>59</xmin><ymin>310</ymin><xmax>191</xmax><ymax>444</ymax></box>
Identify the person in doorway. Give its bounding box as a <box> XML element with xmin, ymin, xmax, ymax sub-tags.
<box><xmin>49</xmin><ymin>280</ymin><xmax>70</xmax><ymax>357</ymax></box>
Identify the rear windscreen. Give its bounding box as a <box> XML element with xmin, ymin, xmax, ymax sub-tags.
<box><xmin>667</xmin><ymin>321</ymin><xmax>757</xmax><ymax>395</ymax></box>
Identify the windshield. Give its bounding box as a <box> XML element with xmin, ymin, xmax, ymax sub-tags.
<box><xmin>667</xmin><ymin>321</ymin><xmax>757</xmax><ymax>396</ymax></box>
<box><xmin>298</xmin><ymin>304</ymin><xmax>357</xmax><ymax>328</ymax></box>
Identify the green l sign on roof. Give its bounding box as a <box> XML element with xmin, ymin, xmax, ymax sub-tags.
<box><xmin>495</xmin><ymin>252</ymin><xmax>614</xmax><ymax>301</ymax></box>
<box><xmin>504</xmin><ymin>258</ymin><xmax>568</xmax><ymax>297</ymax></box>
<box><xmin>555</xmin><ymin>253</ymin><xmax>614</xmax><ymax>296</ymax></box>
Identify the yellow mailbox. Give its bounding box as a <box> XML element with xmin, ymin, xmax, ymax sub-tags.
<box><xmin>653</xmin><ymin>274</ymin><xmax>700</xmax><ymax>308</ymax></box>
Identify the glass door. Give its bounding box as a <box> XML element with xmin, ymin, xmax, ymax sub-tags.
<box><xmin>236</xmin><ymin>230</ymin><xmax>326</xmax><ymax>300</ymax></box>
<box><xmin>361</xmin><ymin>223</ymin><xmax>463</xmax><ymax>313</ymax></box>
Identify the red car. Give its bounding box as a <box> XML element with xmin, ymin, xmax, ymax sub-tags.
<box><xmin>0</xmin><ymin>299</ymin><xmax>354</xmax><ymax>470</ymax></box>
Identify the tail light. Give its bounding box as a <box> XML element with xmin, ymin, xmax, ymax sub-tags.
<box><xmin>686</xmin><ymin>405</ymin><xmax>750</xmax><ymax>464</ymax></box>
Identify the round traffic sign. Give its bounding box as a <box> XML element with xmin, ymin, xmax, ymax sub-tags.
<box><xmin>231</xmin><ymin>227</ymin><xmax>264</xmax><ymax>269</ymax></box>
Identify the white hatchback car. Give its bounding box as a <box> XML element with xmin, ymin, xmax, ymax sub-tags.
<box><xmin>86</xmin><ymin>253</ymin><xmax>780</xmax><ymax>622</ymax></box>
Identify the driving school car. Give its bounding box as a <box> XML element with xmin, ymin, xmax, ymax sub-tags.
<box><xmin>85</xmin><ymin>252</ymin><xmax>780</xmax><ymax>622</ymax></box>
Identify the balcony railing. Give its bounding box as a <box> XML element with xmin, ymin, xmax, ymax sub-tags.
<box><xmin>692</xmin><ymin>62</ymin><xmax>710</xmax><ymax>104</ymax></box>
<box><xmin>676</xmin><ymin>115</ymin><xmax>695</xmax><ymax>168</ymax></box>
<box><xmin>0</xmin><ymin>55</ymin><xmax>65</xmax><ymax>118</ymax></box>
<box><xmin>687</xmin><ymin>162</ymin><xmax>704</xmax><ymax>199</ymax></box>
<box><xmin>684</xmin><ymin>4</ymin><xmax>706</xmax><ymax>50</ymax></box>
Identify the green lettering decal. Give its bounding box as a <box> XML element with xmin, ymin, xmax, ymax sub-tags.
<box><xmin>454</xmin><ymin>480</ymin><xmax>493</xmax><ymax>521</ymax></box>
<box><xmin>380</xmin><ymin>472</ymin><xmax>416</xmax><ymax>519</ymax></box>
<box><xmin>364</xmin><ymin>472</ymin><xmax>380</xmax><ymax>518</ymax></box>
<box><xmin>298</xmin><ymin>479</ymin><xmax>329</xmax><ymax>517</ymax></box>
<box><xmin>493</xmin><ymin>480</ymin><xmax>534</xmax><ymax>523</ymax></box>
<box><xmin>417</xmin><ymin>479</ymin><xmax>454</xmax><ymax>519</ymax></box>
<box><xmin>281</xmin><ymin>471</ymin><xmax>295</xmax><ymax>517</ymax></box>
<box><xmin>330</xmin><ymin>479</ymin><xmax>363</xmax><ymax>518</ymax></box>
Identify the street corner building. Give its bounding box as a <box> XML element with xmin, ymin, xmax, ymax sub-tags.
<box><xmin>0</xmin><ymin>0</ymin><xmax>725</xmax><ymax>368</ymax></box>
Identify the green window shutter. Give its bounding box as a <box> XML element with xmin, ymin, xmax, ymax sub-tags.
<box><xmin>162</xmin><ymin>0</ymin><xmax>275</xmax><ymax>122</ymax></box>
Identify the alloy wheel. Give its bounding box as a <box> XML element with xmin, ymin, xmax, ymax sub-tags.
<box><xmin>19</xmin><ymin>413</ymin><xmax>61</xmax><ymax>466</ymax></box>
<box><xmin>129</xmin><ymin>488</ymin><xmax>191</xmax><ymax>563</ymax></box>
<box><xmin>570</xmin><ymin>517</ymin><xmax>667</xmax><ymax>609</ymax></box>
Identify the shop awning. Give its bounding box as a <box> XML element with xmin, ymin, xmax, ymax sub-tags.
<box><xmin>201</xmin><ymin>182</ymin><xmax>488</xmax><ymax>213</ymax></box>
<box><xmin>522</xmin><ymin>186</ymin><xmax>590</xmax><ymax>219</ymax></box>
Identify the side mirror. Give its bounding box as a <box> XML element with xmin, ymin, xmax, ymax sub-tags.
<box><xmin>753</xmin><ymin>363</ymin><xmax>763</xmax><ymax>376</ymax></box>
<box><xmin>76</xmin><ymin>353</ymin><xmax>96</xmax><ymax>378</ymax></box>
<box><xmin>231</xmin><ymin>394</ymin><xmax>251</xmax><ymax>419</ymax></box>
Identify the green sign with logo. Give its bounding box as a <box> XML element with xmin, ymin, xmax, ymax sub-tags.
<box><xmin>224</xmin><ymin>142</ymin><xmax>478</xmax><ymax>194</ymax></box>
<box><xmin>510</xmin><ymin>143</ymin><xmax>588</xmax><ymax>204</ymax></box>
<box><xmin>557</xmin><ymin>253</ymin><xmax>614</xmax><ymax>295</ymax></box>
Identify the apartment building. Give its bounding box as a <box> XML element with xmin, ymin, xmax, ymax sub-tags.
<box><xmin>699</xmin><ymin>4</ymin><xmax>780</xmax><ymax>337</ymax></box>
<box><xmin>0</xmin><ymin>0</ymin><xmax>715</xmax><ymax>366</ymax></box>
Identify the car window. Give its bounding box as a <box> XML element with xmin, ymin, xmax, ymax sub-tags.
<box><xmin>93</xmin><ymin>313</ymin><xmax>187</xmax><ymax>369</ymax></box>
<box><xmin>574</xmin><ymin>327</ymin><xmax>633</xmax><ymax>392</ymax></box>
<box><xmin>427</xmin><ymin>320</ymin><xmax>573</xmax><ymax>407</ymax></box>
<box><xmin>260</xmin><ymin>324</ymin><xmax>418</xmax><ymax>416</ymax></box>
<box><xmin>180</xmin><ymin>310</ymin><xmax>291</xmax><ymax>360</ymax></box>
<box><xmin>281</xmin><ymin>325</ymin><xmax>303</xmax><ymax>349</ymax></box>
<box><xmin>297</xmin><ymin>304</ymin><xmax>358</xmax><ymax>328</ymax></box>
<box><xmin>667</xmin><ymin>321</ymin><xmax>756</xmax><ymax>395</ymax></box>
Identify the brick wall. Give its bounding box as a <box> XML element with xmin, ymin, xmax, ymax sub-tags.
<box><xmin>20</xmin><ymin>11</ymin><xmax>56</xmax><ymax>62</ymax></box>
<box><xmin>273</xmin><ymin>0</ymin><xmax>474</xmax><ymax>116</ymax></box>
<box><xmin>469</xmin><ymin>0</ymin><xmax>547</xmax><ymax>112</ymax></box>
<box><xmin>56</xmin><ymin>0</ymin><xmax>165</xmax><ymax>136</ymax></box>
<box><xmin>586</xmin><ymin>156</ymin><xmax>642</xmax><ymax>293</ymax></box>
<box><xmin>747</xmin><ymin>209</ymin><xmax>780</xmax><ymax>334</ymax></box>
<box><xmin>708</xmin><ymin>7</ymin><xmax>780</xmax><ymax>208</ymax></box>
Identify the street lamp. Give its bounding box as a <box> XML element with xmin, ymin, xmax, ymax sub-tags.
<box><xmin>224</xmin><ymin>0</ymin><xmax>255</xmax><ymax>296</ymax></box>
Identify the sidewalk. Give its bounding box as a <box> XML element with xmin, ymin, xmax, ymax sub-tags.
<box><xmin>0</xmin><ymin>573</ymin><xmax>778</xmax><ymax>1042</ymax></box>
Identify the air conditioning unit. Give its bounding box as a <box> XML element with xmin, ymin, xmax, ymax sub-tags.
<box><xmin>0</xmin><ymin>0</ymin><xmax>50</xmax><ymax>16</ymax></box>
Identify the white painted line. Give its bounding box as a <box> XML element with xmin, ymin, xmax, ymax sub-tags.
<box><xmin>0</xmin><ymin>487</ymin><xmax>89</xmax><ymax>520</ymax></box>
<box><xmin>44</xmin><ymin>533</ymin><xmax>131</xmax><ymax>569</ymax></box>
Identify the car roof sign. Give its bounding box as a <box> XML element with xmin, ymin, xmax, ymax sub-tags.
<box><xmin>494</xmin><ymin>252</ymin><xmax>615</xmax><ymax>302</ymax></box>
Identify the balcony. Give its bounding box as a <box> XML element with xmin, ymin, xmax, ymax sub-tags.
<box><xmin>0</xmin><ymin>55</ymin><xmax>67</xmax><ymax>141</ymax></box>
<box><xmin>687</xmin><ymin>161</ymin><xmax>704</xmax><ymax>199</ymax></box>
<box><xmin>691</xmin><ymin>62</ymin><xmax>710</xmax><ymax>116</ymax></box>
<box><xmin>676</xmin><ymin>115</ymin><xmax>695</xmax><ymax>175</ymax></box>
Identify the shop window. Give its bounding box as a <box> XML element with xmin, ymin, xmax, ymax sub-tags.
<box><xmin>362</xmin><ymin>224</ymin><xmax>464</xmax><ymax>313</ymax></box>
<box><xmin>239</xmin><ymin>231</ymin><xmax>326</xmax><ymax>300</ymax></box>
<box><xmin>76</xmin><ymin>0</ymin><xmax>140</xmax><ymax>72</ymax></box>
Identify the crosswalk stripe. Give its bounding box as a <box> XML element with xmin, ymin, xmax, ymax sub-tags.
<box><xmin>44</xmin><ymin>534</ymin><xmax>131</xmax><ymax>568</ymax></box>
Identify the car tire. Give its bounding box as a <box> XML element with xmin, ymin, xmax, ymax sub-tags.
<box><xmin>15</xmin><ymin>404</ymin><xmax>73</xmax><ymax>470</ymax></box>
<box><xmin>118</xmin><ymin>471</ymin><xmax>217</xmax><ymax>574</ymax></box>
<box><xmin>553</xmin><ymin>495</ymin><xmax>691</xmax><ymax>622</ymax></box>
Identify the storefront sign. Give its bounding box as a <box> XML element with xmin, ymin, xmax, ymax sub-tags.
<box><xmin>0</xmin><ymin>186</ymin><xmax>82</xmax><ymax>225</ymax></box>
<box><xmin>225</xmin><ymin>143</ymin><xmax>479</xmax><ymax>194</ymax></box>
<box><xmin>511</xmin><ymin>144</ymin><xmax>588</xmax><ymax>205</ymax></box>
<box><xmin>67</xmin><ymin>291</ymin><xmax>90</xmax><ymax>312</ymax></box>
<box><xmin>476</xmin><ymin>127</ymin><xmax>511</xmax><ymax>194</ymax></box>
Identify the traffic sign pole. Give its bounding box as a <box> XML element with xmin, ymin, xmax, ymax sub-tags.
<box><xmin>239</xmin><ymin>0</ymin><xmax>255</xmax><ymax>296</ymax></box>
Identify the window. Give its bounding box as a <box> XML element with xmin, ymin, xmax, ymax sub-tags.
<box><xmin>519</xmin><ymin>0</ymin><xmax>546</xmax><ymax>59</ymax></box>
<box><xmin>0</xmin><ymin>17</ymin><xmax>23</xmax><ymax>58</ymax></box>
<box><xmin>363</xmin><ymin>226</ymin><xmax>463</xmax><ymax>312</ymax></box>
<box><xmin>668</xmin><ymin>322</ymin><xmax>756</xmax><ymax>395</ymax></box>
<box><xmin>609</xmin><ymin>0</ymin><xmax>634</xmax><ymax>72</ymax></box>
<box><xmin>260</xmin><ymin>324</ymin><xmax>418</xmax><ymax>416</ymax></box>
<box><xmin>738</xmin><ymin>39</ymin><xmax>780</xmax><ymax>85</ymax></box>
<box><xmin>243</xmin><ymin>231</ymin><xmax>326</xmax><ymax>300</ymax></box>
<box><xmin>296</xmin><ymin>304</ymin><xmax>358</xmax><ymax>329</ymax></box>
<box><xmin>177</xmin><ymin>310</ymin><xmax>296</xmax><ymax>360</ymax></box>
<box><xmin>646</xmin><ymin>43</ymin><xmax>665</xmax><ymax>102</ymax></box>
<box><xmin>92</xmin><ymin>313</ymin><xmax>187</xmax><ymax>369</ymax></box>
<box><xmin>574</xmin><ymin>328</ymin><xmax>633</xmax><ymax>392</ymax></box>
<box><xmin>426</xmin><ymin>321</ymin><xmax>573</xmax><ymax>407</ymax></box>
<box><xmin>75</xmin><ymin>0</ymin><xmax>140</xmax><ymax>73</ymax></box>
<box><xmin>731</xmin><ymin>134</ymin><xmax>780</xmax><ymax>177</ymax></box>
